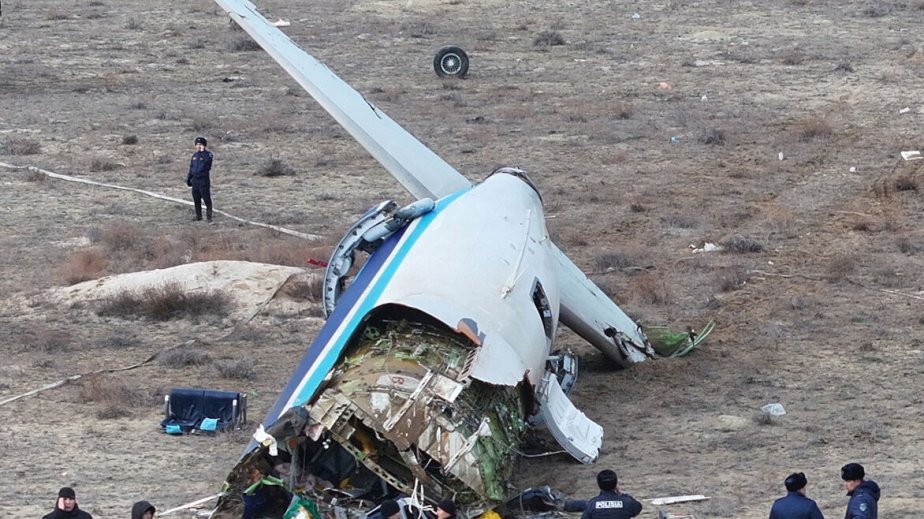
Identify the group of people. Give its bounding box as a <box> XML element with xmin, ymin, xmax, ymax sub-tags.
<box><xmin>578</xmin><ymin>463</ymin><xmax>880</xmax><ymax>519</ymax></box>
<box><xmin>43</xmin><ymin>463</ymin><xmax>879</xmax><ymax>519</ymax></box>
<box><xmin>769</xmin><ymin>463</ymin><xmax>880</xmax><ymax>519</ymax></box>
<box><xmin>41</xmin><ymin>487</ymin><xmax>156</xmax><ymax>519</ymax></box>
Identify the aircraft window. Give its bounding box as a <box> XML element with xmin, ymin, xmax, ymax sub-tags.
<box><xmin>532</xmin><ymin>281</ymin><xmax>553</xmax><ymax>339</ymax></box>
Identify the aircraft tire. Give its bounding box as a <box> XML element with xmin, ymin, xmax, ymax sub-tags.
<box><xmin>433</xmin><ymin>45</ymin><xmax>469</xmax><ymax>78</ymax></box>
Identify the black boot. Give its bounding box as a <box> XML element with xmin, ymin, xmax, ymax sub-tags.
<box><xmin>206</xmin><ymin>208</ymin><xmax>213</xmax><ymax>222</ymax></box>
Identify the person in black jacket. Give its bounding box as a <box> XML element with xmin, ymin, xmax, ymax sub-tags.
<box><xmin>768</xmin><ymin>472</ymin><xmax>825</xmax><ymax>519</ymax></box>
<box><xmin>42</xmin><ymin>487</ymin><xmax>93</xmax><ymax>519</ymax></box>
<box><xmin>580</xmin><ymin>470</ymin><xmax>642</xmax><ymax>519</ymax></box>
<box><xmin>187</xmin><ymin>136</ymin><xmax>214</xmax><ymax>222</ymax></box>
<box><xmin>130</xmin><ymin>501</ymin><xmax>156</xmax><ymax>519</ymax></box>
<box><xmin>841</xmin><ymin>463</ymin><xmax>879</xmax><ymax>519</ymax></box>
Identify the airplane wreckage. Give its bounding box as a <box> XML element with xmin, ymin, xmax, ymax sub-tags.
<box><xmin>209</xmin><ymin>1</ymin><xmax>712</xmax><ymax>518</ymax></box>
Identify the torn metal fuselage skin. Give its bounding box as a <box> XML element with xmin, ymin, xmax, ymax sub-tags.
<box><xmin>213</xmin><ymin>173</ymin><xmax>567</xmax><ymax>519</ymax></box>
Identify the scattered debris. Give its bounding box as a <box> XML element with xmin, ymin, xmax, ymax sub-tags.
<box><xmin>271</xmin><ymin>19</ymin><xmax>290</xmax><ymax>27</ymax></box>
<box><xmin>650</xmin><ymin>495</ymin><xmax>710</xmax><ymax>506</ymax></box>
<box><xmin>657</xmin><ymin>512</ymin><xmax>696</xmax><ymax>519</ymax></box>
<box><xmin>899</xmin><ymin>107</ymin><xmax>911</xmax><ymax>114</ymax></box>
<box><xmin>849</xmin><ymin>166</ymin><xmax>857</xmax><ymax>173</ymax></box>
<box><xmin>632</xmin><ymin>13</ymin><xmax>641</xmax><ymax>19</ymax></box>
<box><xmin>658</xmin><ymin>81</ymin><xmax>672</xmax><ymax>90</ymax></box>
<box><xmin>900</xmin><ymin>150</ymin><xmax>922</xmax><ymax>161</ymax></box>
<box><xmin>433</xmin><ymin>45</ymin><xmax>469</xmax><ymax>78</ymax></box>
<box><xmin>689</xmin><ymin>242</ymin><xmax>723</xmax><ymax>254</ymax></box>
<box><xmin>761</xmin><ymin>403</ymin><xmax>786</xmax><ymax>416</ymax></box>
<box><xmin>778</xmin><ymin>152</ymin><xmax>785</xmax><ymax>161</ymax></box>
<box><xmin>670</xmin><ymin>136</ymin><xmax>681</xmax><ymax>143</ymax></box>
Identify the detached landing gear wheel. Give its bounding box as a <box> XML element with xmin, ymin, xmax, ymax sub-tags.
<box><xmin>433</xmin><ymin>45</ymin><xmax>469</xmax><ymax>78</ymax></box>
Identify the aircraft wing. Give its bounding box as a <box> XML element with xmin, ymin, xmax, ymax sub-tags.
<box><xmin>214</xmin><ymin>0</ymin><xmax>472</xmax><ymax>200</ymax></box>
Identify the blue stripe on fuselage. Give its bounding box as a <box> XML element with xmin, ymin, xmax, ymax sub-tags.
<box><xmin>258</xmin><ymin>190</ymin><xmax>468</xmax><ymax>434</ymax></box>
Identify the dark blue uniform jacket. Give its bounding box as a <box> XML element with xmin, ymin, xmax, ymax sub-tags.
<box><xmin>845</xmin><ymin>480</ymin><xmax>879</xmax><ymax>519</ymax></box>
<box><xmin>769</xmin><ymin>491</ymin><xmax>825</xmax><ymax>519</ymax></box>
<box><xmin>188</xmin><ymin>150</ymin><xmax>213</xmax><ymax>184</ymax></box>
<box><xmin>580</xmin><ymin>490</ymin><xmax>642</xmax><ymax>519</ymax></box>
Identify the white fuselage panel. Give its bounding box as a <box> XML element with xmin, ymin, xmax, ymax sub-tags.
<box><xmin>371</xmin><ymin>173</ymin><xmax>559</xmax><ymax>387</ymax></box>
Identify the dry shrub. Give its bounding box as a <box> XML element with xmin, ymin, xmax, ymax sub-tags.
<box><xmin>720</xmin><ymin>235</ymin><xmax>764</xmax><ymax>253</ymax></box>
<box><xmin>627</xmin><ymin>273</ymin><xmax>672</xmax><ymax>305</ymax></box>
<box><xmin>897</xmin><ymin>236</ymin><xmax>922</xmax><ymax>254</ymax></box>
<box><xmin>398</xmin><ymin>20</ymin><xmax>437</xmax><ymax>38</ymax></box>
<box><xmin>894</xmin><ymin>175</ymin><xmax>918</xmax><ymax>191</ymax></box>
<box><xmin>534</xmin><ymin>30</ymin><xmax>566</xmax><ymax>47</ymax></box>
<box><xmin>97</xmin><ymin>406</ymin><xmax>132</xmax><ymax>420</ymax></box>
<box><xmin>280</xmin><ymin>276</ymin><xmax>323</xmax><ymax>302</ymax></box>
<box><xmin>3</xmin><ymin>138</ymin><xmax>42</xmax><ymax>155</ymax></box>
<box><xmin>230</xmin><ymin>36</ymin><xmax>261</xmax><ymax>51</ymax></box>
<box><xmin>159</xmin><ymin>347</ymin><xmax>212</xmax><ymax>368</ymax></box>
<box><xmin>228</xmin><ymin>325</ymin><xmax>268</xmax><ymax>342</ymax></box>
<box><xmin>90</xmin><ymin>158</ymin><xmax>120</xmax><ymax>172</ymax></box>
<box><xmin>594</xmin><ymin>252</ymin><xmax>631</xmax><ymax>272</ymax></box>
<box><xmin>58</xmin><ymin>248</ymin><xmax>107</xmax><ymax>284</ymax></box>
<box><xmin>99</xmin><ymin>330</ymin><xmax>139</xmax><ymax>349</ymax></box>
<box><xmin>852</xmin><ymin>220</ymin><xmax>874</xmax><ymax>232</ymax></box>
<box><xmin>101</xmin><ymin>222</ymin><xmax>143</xmax><ymax>252</ymax></box>
<box><xmin>95</xmin><ymin>284</ymin><xmax>231</xmax><ymax>321</ymax></box>
<box><xmin>23</xmin><ymin>327</ymin><xmax>73</xmax><ymax>353</ymax></box>
<box><xmin>700</xmin><ymin>128</ymin><xmax>726</xmax><ymax>146</ymax></box>
<box><xmin>779</xmin><ymin>51</ymin><xmax>804</xmax><ymax>65</ymax></box>
<box><xmin>77</xmin><ymin>375</ymin><xmax>146</xmax><ymax>408</ymax></box>
<box><xmin>661</xmin><ymin>214</ymin><xmax>698</xmax><ymax>229</ymax></box>
<box><xmin>213</xmin><ymin>357</ymin><xmax>256</xmax><ymax>380</ymax></box>
<box><xmin>714</xmin><ymin>268</ymin><xmax>750</xmax><ymax>292</ymax></box>
<box><xmin>794</xmin><ymin>116</ymin><xmax>832</xmax><ymax>141</ymax></box>
<box><xmin>835</xmin><ymin>62</ymin><xmax>854</xmax><ymax>72</ymax></box>
<box><xmin>26</xmin><ymin>169</ymin><xmax>47</xmax><ymax>182</ymax></box>
<box><xmin>753</xmin><ymin>410</ymin><xmax>776</xmax><ymax>425</ymax></box>
<box><xmin>612</xmin><ymin>102</ymin><xmax>632</xmax><ymax>120</ymax></box>
<box><xmin>257</xmin><ymin>158</ymin><xmax>296</xmax><ymax>177</ymax></box>
<box><xmin>827</xmin><ymin>254</ymin><xmax>858</xmax><ymax>283</ymax></box>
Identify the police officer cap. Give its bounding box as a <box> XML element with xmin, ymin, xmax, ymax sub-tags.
<box><xmin>437</xmin><ymin>499</ymin><xmax>456</xmax><ymax>517</ymax></box>
<box><xmin>596</xmin><ymin>469</ymin><xmax>618</xmax><ymax>491</ymax></box>
<box><xmin>194</xmin><ymin>136</ymin><xmax>208</xmax><ymax>146</ymax></box>
<box><xmin>784</xmin><ymin>472</ymin><xmax>807</xmax><ymax>492</ymax></box>
<box><xmin>380</xmin><ymin>500</ymin><xmax>400</xmax><ymax>518</ymax></box>
<box><xmin>841</xmin><ymin>463</ymin><xmax>865</xmax><ymax>481</ymax></box>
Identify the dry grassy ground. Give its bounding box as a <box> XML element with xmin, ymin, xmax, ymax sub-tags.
<box><xmin>2</xmin><ymin>0</ymin><xmax>924</xmax><ymax>517</ymax></box>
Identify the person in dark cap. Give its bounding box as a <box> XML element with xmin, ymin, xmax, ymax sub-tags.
<box><xmin>580</xmin><ymin>469</ymin><xmax>642</xmax><ymax>519</ymax></box>
<box><xmin>768</xmin><ymin>472</ymin><xmax>824</xmax><ymax>519</ymax></box>
<box><xmin>186</xmin><ymin>136</ymin><xmax>214</xmax><ymax>222</ymax></box>
<box><xmin>376</xmin><ymin>499</ymin><xmax>401</xmax><ymax>519</ymax></box>
<box><xmin>435</xmin><ymin>499</ymin><xmax>456</xmax><ymax>519</ymax></box>
<box><xmin>841</xmin><ymin>463</ymin><xmax>879</xmax><ymax>519</ymax></box>
<box><xmin>42</xmin><ymin>487</ymin><xmax>94</xmax><ymax>519</ymax></box>
<box><xmin>130</xmin><ymin>501</ymin><xmax>156</xmax><ymax>519</ymax></box>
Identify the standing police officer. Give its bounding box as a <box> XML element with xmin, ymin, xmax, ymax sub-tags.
<box><xmin>768</xmin><ymin>472</ymin><xmax>825</xmax><ymax>519</ymax></box>
<box><xmin>581</xmin><ymin>469</ymin><xmax>642</xmax><ymax>519</ymax></box>
<box><xmin>187</xmin><ymin>136</ymin><xmax>213</xmax><ymax>222</ymax></box>
<box><xmin>841</xmin><ymin>463</ymin><xmax>879</xmax><ymax>519</ymax></box>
